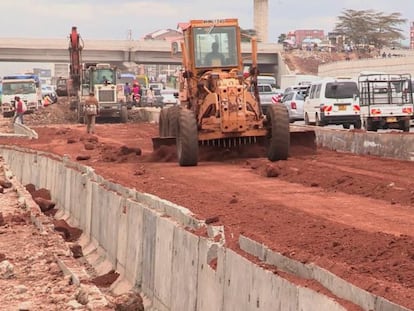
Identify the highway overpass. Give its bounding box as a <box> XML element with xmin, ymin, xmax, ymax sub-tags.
<box><xmin>0</xmin><ymin>37</ymin><xmax>285</xmax><ymax>74</ymax></box>
<box><xmin>5</xmin><ymin>37</ymin><xmax>412</xmax><ymax>84</ymax></box>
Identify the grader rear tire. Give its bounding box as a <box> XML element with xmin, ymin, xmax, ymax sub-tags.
<box><xmin>266</xmin><ymin>104</ymin><xmax>290</xmax><ymax>161</ymax></box>
<box><xmin>167</xmin><ymin>105</ymin><xmax>180</xmax><ymax>137</ymax></box>
<box><xmin>177</xmin><ymin>109</ymin><xmax>198</xmax><ymax>166</ymax></box>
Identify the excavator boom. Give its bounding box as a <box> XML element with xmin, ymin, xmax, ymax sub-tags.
<box><xmin>69</xmin><ymin>26</ymin><xmax>83</xmax><ymax>94</ymax></box>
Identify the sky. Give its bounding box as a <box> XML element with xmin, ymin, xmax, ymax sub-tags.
<box><xmin>0</xmin><ymin>0</ymin><xmax>413</xmax><ymax>76</ymax></box>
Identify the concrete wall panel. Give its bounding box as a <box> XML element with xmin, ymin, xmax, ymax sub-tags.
<box><xmin>141</xmin><ymin>207</ymin><xmax>157</xmax><ymax>296</ymax></box>
<box><xmin>37</xmin><ymin>155</ymin><xmax>48</xmax><ymax>189</ymax></box>
<box><xmin>196</xmin><ymin>240</ymin><xmax>225</xmax><ymax>311</ymax></box>
<box><xmin>68</xmin><ymin>169</ymin><xmax>88</xmax><ymax>228</ymax></box>
<box><xmin>123</xmin><ymin>200</ymin><xmax>144</xmax><ymax>286</ymax></box>
<box><xmin>94</xmin><ymin>188</ymin><xmax>121</xmax><ymax>266</ymax></box>
<box><xmin>116</xmin><ymin>198</ymin><xmax>128</xmax><ymax>274</ymax></box>
<box><xmin>312</xmin><ymin>265</ymin><xmax>375</xmax><ymax>310</ymax></box>
<box><xmin>223</xmin><ymin>249</ymin><xmax>254</xmax><ymax>311</ymax></box>
<box><xmin>224</xmin><ymin>249</ymin><xmax>299</xmax><ymax>311</ymax></box>
<box><xmin>298</xmin><ymin>286</ymin><xmax>346</xmax><ymax>311</ymax></box>
<box><xmin>153</xmin><ymin>216</ymin><xmax>175</xmax><ymax>310</ymax></box>
<box><xmin>170</xmin><ymin>227</ymin><xmax>199</xmax><ymax>311</ymax></box>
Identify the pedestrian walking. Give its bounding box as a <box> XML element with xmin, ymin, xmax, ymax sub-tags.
<box><xmin>132</xmin><ymin>83</ymin><xmax>141</xmax><ymax>106</ymax></box>
<box><xmin>146</xmin><ymin>87</ymin><xmax>155</xmax><ymax>107</ymax></box>
<box><xmin>12</xmin><ymin>96</ymin><xmax>26</xmax><ymax>125</ymax></box>
<box><xmin>84</xmin><ymin>92</ymin><xmax>99</xmax><ymax>134</ymax></box>
<box><xmin>124</xmin><ymin>82</ymin><xmax>132</xmax><ymax>103</ymax></box>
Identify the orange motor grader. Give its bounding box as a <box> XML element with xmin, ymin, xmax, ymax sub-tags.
<box><xmin>153</xmin><ymin>18</ymin><xmax>314</xmax><ymax>166</ymax></box>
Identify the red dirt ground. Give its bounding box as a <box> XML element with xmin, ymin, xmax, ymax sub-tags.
<box><xmin>1</xmin><ymin>122</ymin><xmax>413</xmax><ymax>310</ymax></box>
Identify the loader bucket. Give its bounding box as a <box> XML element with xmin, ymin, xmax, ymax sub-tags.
<box><xmin>152</xmin><ymin>136</ymin><xmax>176</xmax><ymax>150</ymax></box>
<box><xmin>289</xmin><ymin>126</ymin><xmax>317</xmax><ymax>154</ymax></box>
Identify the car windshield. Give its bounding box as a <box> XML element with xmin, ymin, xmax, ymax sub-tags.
<box><xmin>3</xmin><ymin>82</ymin><xmax>36</xmax><ymax>95</ymax></box>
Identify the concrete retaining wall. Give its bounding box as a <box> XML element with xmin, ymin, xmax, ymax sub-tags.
<box><xmin>318</xmin><ymin>55</ymin><xmax>414</xmax><ymax>78</ymax></box>
<box><xmin>239</xmin><ymin>236</ymin><xmax>410</xmax><ymax>311</ymax></box>
<box><xmin>313</xmin><ymin>127</ymin><xmax>414</xmax><ymax>161</ymax></box>
<box><xmin>2</xmin><ymin>146</ymin><xmax>403</xmax><ymax>311</ymax></box>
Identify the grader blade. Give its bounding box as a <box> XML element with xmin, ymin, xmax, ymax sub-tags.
<box><xmin>152</xmin><ymin>136</ymin><xmax>176</xmax><ymax>150</ymax></box>
<box><xmin>289</xmin><ymin>127</ymin><xmax>317</xmax><ymax>151</ymax></box>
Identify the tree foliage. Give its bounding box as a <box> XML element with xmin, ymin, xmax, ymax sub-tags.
<box><xmin>278</xmin><ymin>33</ymin><xmax>287</xmax><ymax>44</ymax></box>
<box><xmin>334</xmin><ymin>9</ymin><xmax>406</xmax><ymax>49</ymax></box>
<box><xmin>241</xmin><ymin>29</ymin><xmax>257</xmax><ymax>42</ymax></box>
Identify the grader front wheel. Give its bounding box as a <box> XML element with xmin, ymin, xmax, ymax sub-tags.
<box><xmin>177</xmin><ymin>109</ymin><xmax>198</xmax><ymax>166</ymax></box>
<box><xmin>266</xmin><ymin>104</ymin><xmax>290</xmax><ymax>161</ymax></box>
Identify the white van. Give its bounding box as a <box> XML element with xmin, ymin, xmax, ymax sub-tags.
<box><xmin>303</xmin><ymin>77</ymin><xmax>361</xmax><ymax>129</ymax></box>
<box><xmin>258</xmin><ymin>75</ymin><xmax>277</xmax><ymax>90</ymax></box>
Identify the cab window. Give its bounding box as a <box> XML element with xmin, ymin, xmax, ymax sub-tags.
<box><xmin>193</xmin><ymin>26</ymin><xmax>238</xmax><ymax>68</ymax></box>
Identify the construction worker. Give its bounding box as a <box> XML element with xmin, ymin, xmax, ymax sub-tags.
<box><xmin>43</xmin><ymin>95</ymin><xmax>52</xmax><ymax>107</ymax></box>
<box><xmin>84</xmin><ymin>92</ymin><xmax>99</xmax><ymax>134</ymax></box>
<box><xmin>12</xmin><ymin>96</ymin><xmax>27</xmax><ymax>125</ymax></box>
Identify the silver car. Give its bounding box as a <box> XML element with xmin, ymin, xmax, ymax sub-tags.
<box><xmin>281</xmin><ymin>90</ymin><xmax>305</xmax><ymax>123</ymax></box>
<box><xmin>160</xmin><ymin>89</ymin><xmax>178</xmax><ymax>106</ymax></box>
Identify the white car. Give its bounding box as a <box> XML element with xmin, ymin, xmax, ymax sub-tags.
<box><xmin>281</xmin><ymin>90</ymin><xmax>305</xmax><ymax>123</ymax></box>
<box><xmin>161</xmin><ymin>89</ymin><xmax>178</xmax><ymax>106</ymax></box>
<box><xmin>41</xmin><ymin>85</ymin><xmax>58</xmax><ymax>103</ymax></box>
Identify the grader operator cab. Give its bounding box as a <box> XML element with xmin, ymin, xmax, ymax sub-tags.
<box><xmin>153</xmin><ymin>18</ymin><xmax>315</xmax><ymax>166</ymax></box>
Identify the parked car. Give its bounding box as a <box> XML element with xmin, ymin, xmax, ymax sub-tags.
<box><xmin>141</xmin><ymin>87</ymin><xmax>163</xmax><ymax>107</ymax></box>
<box><xmin>303</xmin><ymin>77</ymin><xmax>361</xmax><ymax>129</ymax></box>
<box><xmin>148</xmin><ymin>82</ymin><xmax>165</xmax><ymax>92</ymax></box>
<box><xmin>41</xmin><ymin>85</ymin><xmax>58</xmax><ymax>104</ymax></box>
<box><xmin>281</xmin><ymin>90</ymin><xmax>305</xmax><ymax>123</ymax></box>
<box><xmin>160</xmin><ymin>89</ymin><xmax>178</xmax><ymax>106</ymax></box>
<box><xmin>251</xmin><ymin>84</ymin><xmax>279</xmax><ymax>114</ymax></box>
<box><xmin>55</xmin><ymin>77</ymin><xmax>69</xmax><ymax>96</ymax></box>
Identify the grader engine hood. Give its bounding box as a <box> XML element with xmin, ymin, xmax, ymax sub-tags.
<box><xmin>217</xmin><ymin>79</ymin><xmax>247</xmax><ymax>133</ymax></box>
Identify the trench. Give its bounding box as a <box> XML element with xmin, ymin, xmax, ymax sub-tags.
<box><xmin>3</xmin><ymin>119</ymin><xmax>414</xmax><ymax>310</ymax></box>
<box><xmin>1</xmin><ymin>145</ymin><xmax>411</xmax><ymax>311</ymax></box>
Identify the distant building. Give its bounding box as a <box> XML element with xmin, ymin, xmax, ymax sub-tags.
<box><xmin>411</xmin><ymin>22</ymin><xmax>414</xmax><ymax>49</ymax></box>
<box><xmin>54</xmin><ymin>63</ymin><xmax>69</xmax><ymax>78</ymax></box>
<box><xmin>287</xmin><ymin>29</ymin><xmax>325</xmax><ymax>48</ymax></box>
<box><xmin>142</xmin><ymin>29</ymin><xmax>183</xmax><ymax>81</ymax></box>
<box><xmin>143</xmin><ymin>29</ymin><xmax>182</xmax><ymax>41</ymax></box>
<box><xmin>33</xmin><ymin>68</ymin><xmax>52</xmax><ymax>85</ymax></box>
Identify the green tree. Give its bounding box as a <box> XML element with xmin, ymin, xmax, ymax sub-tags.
<box><xmin>334</xmin><ymin>9</ymin><xmax>406</xmax><ymax>50</ymax></box>
<box><xmin>278</xmin><ymin>33</ymin><xmax>286</xmax><ymax>44</ymax></box>
<box><xmin>241</xmin><ymin>29</ymin><xmax>257</xmax><ymax>42</ymax></box>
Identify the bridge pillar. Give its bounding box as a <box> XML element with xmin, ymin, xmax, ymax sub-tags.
<box><xmin>254</xmin><ymin>0</ymin><xmax>268</xmax><ymax>43</ymax></box>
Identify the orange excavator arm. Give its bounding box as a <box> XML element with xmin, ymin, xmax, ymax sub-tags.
<box><xmin>69</xmin><ymin>26</ymin><xmax>83</xmax><ymax>94</ymax></box>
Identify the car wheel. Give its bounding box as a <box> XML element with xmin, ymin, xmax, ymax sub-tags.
<box><xmin>304</xmin><ymin>113</ymin><xmax>310</xmax><ymax>125</ymax></box>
